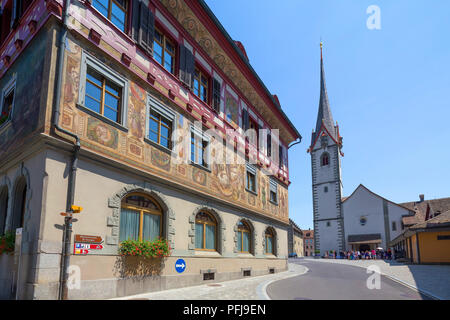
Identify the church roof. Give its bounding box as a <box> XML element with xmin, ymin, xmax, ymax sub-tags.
<box><xmin>310</xmin><ymin>43</ymin><xmax>338</xmax><ymax>147</ymax></box>
<box><xmin>342</xmin><ymin>184</ymin><xmax>416</xmax><ymax>214</ymax></box>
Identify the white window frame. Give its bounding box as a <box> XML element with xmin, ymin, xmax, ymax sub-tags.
<box><xmin>78</xmin><ymin>51</ymin><xmax>129</xmax><ymax>127</ymax></box>
<box><xmin>245</xmin><ymin>163</ymin><xmax>258</xmax><ymax>194</ymax></box>
<box><xmin>269</xmin><ymin>177</ymin><xmax>278</xmax><ymax>205</ymax></box>
<box><xmin>0</xmin><ymin>76</ymin><xmax>17</xmax><ymax>129</ymax></box>
<box><xmin>146</xmin><ymin>94</ymin><xmax>176</xmax><ymax>151</ymax></box>
<box><xmin>190</xmin><ymin>125</ymin><xmax>210</xmax><ymax>169</ymax></box>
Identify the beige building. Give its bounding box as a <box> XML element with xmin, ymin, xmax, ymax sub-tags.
<box><xmin>288</xmin><ymin>219</ymin><xmax>304</xmax><ymax>257</ymax></box>
<box><xmin>0</xmin><ymin>0</ymin><xmax>300</xmax><ymax>299</ymax></box>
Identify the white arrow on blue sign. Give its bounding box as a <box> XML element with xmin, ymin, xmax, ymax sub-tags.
<box><xmin>175</xmin><ymin>258</ymin><xmax>186</xmax><ymax>273</ymax></box>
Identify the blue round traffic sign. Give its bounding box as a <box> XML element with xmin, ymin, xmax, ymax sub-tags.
<box><xmin>175</xmin><ymin>258</ymin><xmax>186</xmax><ymax>273</ymax></box>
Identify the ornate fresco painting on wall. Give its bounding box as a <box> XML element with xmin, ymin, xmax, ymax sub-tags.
<box><xmin>86</xmin><ymin>118</ymin><xmax>119</xmax><ymax>149</ymax></box>
<box><xmin>61</xmin><ymin>39</ymin><xmax>83</xmax><ymax>132</ymax></box>
<box><xmin>56</xmin><ymin>35</ymin><xmax>289</xmax><ymax>223</ymax></box>
<box><xmin>192</xmin><ymin>166</ymin><xmax>207</xmax><ymax>186</ymax></box>
<box><xmin>128</xmin><ymin>81</ymin><xmax>146</xmax><ymax>140</ymax></box>
<box><xmin>151</xmin><ymin>148</ymin><xmax>171</xmax><ymax>172</ymax></box>
<box><xmin>128</xmin><ymin>139</ymin><xmax>143</xmax><ymax>158</ymax></box>
<box><xmin>225</xmin><ymin>92</ymin><xmax>239</xmax><ymax>127</ymax></box>
<box><xmin>63</xmin><ymin>45</ymin><xmax>82</xmax><ymax>111</ymax></box>
<box><xmin>211</xmin><ymin>163</ymin><xmax>244</xmax><ymax>202</ymax></box>
<box><xmin>159</xmin><ymin>0</ymin><xmax>295</xmax><ymax>143</ymax></box>
<box><xmin>0</xmin><ymin>31</ymin><xmax>45</xmax><ymax>157</ymax></box>
<box><xmin>260</xmin><ymin>175</ymin><xmax>267</xmax><ymax>210</ymax></box>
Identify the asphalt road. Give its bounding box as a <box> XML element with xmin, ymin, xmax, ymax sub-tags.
<box><xmin>267</xmin><ymin>259</ymin><xmax>430</xmax><ymax>300</ymax></box>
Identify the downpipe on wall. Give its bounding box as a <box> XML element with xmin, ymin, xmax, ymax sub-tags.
<box><xmin>51</xmin><ymin>0</ymin><xmax>80</xmax><ymax>300</ymax></box>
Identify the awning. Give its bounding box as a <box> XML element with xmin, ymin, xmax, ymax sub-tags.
<box><xmin>348</xmin><ymin>233</ymin><xmax>382</xmax><ymax>244</ymax></box>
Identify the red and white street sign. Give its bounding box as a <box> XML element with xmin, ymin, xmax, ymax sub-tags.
<box><xmin>88</xmin><ymin>244</ymin><xmax>103</xmax><ymax>250</ymax></box>
<box><xmin>74</xmin><ymin>248</ymin><xmax>89</xmax><ymax>255</ymax></box>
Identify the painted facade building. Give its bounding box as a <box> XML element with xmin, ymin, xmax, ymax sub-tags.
<box><xmin>0</xmin><ymin>0</ymin><xmax>301</xmax><ymax>299</ymax></box>
<box><xmin>287</xmin><ymin>218</ymin><xmax>303</xmax><ymax>257</ymax></box>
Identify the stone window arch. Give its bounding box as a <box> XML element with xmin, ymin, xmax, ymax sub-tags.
<box><xmin>234</xmin><ymin>219</ymin><xmax>256</xmax><ymax>255</ymax></box>
<box><xmin>195</xmin><ymin>211</ymin><xmax>217</xmax><ymax>251</ymax></box>
<box><xmin>120</xmin><ymin>193</ymin><xmax>163</xmax><ymax>242</ymax></box>
<box><xmin>11</xmin><ymin>176</ymin><xmax>27</xmax><ymax>231</ymax></box>
<box><xmin>188</xmin><ymin>205</ymin><xmax>225</xmax><ymax>255</ymax></box>
<box><xmin>107</xmin><ymin>184</ymin><xmax>176</xmax><ymax>250</ymax></box>
<box><xmin>0</xmin><ymin>183</ymin><xmax>10</xmax><ymax>235</ymax></box>
<box><xmin>6</xmin><ymin>167</ymin><xmax>31</xmax><ymax>242</ymax></box>
<box><xmin>321</xmin><ymin>152</ymin><xmax>330</xmax><ymax>166</ymax></box>
<box><xmin>263</xmin><ymin>226</ymin><xmax>277</xmax><ymax>256</ymax></box>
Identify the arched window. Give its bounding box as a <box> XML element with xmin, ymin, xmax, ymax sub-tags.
<box><xmin>12</xmin><ymin>177</ymin><xmax>26</xmax><ymax>231</ymax></box>
<box><xmin>0</xmin><ymin>186</ymin><xmax>8</xmax><ymax>235</ymax></box>
<box><xmin>265</xmin><ymin>228</ymin><xmax>276</xmax><ymax>255</ymax></box>
<box><xmin>195</xmin><ymin>211</ymin><xmax>217</xmax><ymax>251</ymax></box>
<box><xmin>120</xmin><ymin>194</ymin><xmax>162</xmax><ymax>242</ymax></box>
<box><xmin>237</xmin><ymin>220</ymin><xmax>251</xmax><ymax>253</ymax></box>
<box><xmin>321</xmin><ymin>153</ymin><xmax>329</xmax><ymax>166</ymax></box>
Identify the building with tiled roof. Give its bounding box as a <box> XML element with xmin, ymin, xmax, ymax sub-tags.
<box><xmin>390</xmin><ymin>196</ymin><xmax>450</xmax><ymax>264</ymax></box>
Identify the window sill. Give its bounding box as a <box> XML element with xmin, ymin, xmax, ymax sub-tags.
<box><xmin>245</xmin><ymin>188</ymin><xmax>258</xmax><ymax>197</ymax></box>
<box><xmin>269</xmin><ymin>200</ymin><xmax>278</xmax><ymax>206</ymax></box>
<box><xmin>0</xmin><ymin>120</ymin><xmax>11</xmax><ymax>134</ymax></box>
<box><xmin>76</xmin><ymin>104</ymin><xmax>129</xmax><ymax>133</ymax></box>
<box><xmin>194</xmin><ymin>250</ymin><xmax>221</xmax><ymax>257</ymax></box>
<box><xmin>189</xmin><ymin>161</ymin><xmax>211</xmax><ymax>173</ymax></box>
<box><xmin>237</xmin><ymin>253</ymin><xmax>254</xmax><ymax>258</ymax></box>
<box><xmin>143</xmin><ymin>137</ymin><xmax>173</xmax><ymax>155</ymax></box>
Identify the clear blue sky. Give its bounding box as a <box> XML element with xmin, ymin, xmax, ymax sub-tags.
<box><xmin>205</xmin><ymin>0</ymin><xmax>450</xmax><ymax>229</ymax></box>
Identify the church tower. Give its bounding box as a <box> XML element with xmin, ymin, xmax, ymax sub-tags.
<box><xmin>307</xmin><ymin>43</ymin><xmax>345</xmax><ymax>255</ymax></box>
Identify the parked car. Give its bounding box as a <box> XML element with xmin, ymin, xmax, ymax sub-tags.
<box><xmin>288</xmin><ymin>253</ymin><xmax>298</xmax><ymax>258</ymax></box>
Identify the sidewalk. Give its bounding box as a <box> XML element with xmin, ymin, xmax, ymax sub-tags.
<box><xmin>113</xmin><ymin>263</ymin><xmax>308</xmax><ymax>300</ymax></box>
<box><xmin>306</xmin><ymin>258</ymin><xmax>450</xmax><ymax>300</ymax></box>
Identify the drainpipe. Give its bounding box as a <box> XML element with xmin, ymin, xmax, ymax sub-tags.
<box><xmin>51</xmin><ymin>0</ymin><xmax>80</xmax><ymax>300</ymax></box>
<box><xmin>288</xmin><ymin>138</ymin><xmax>301</xmax><ymax>150</ymax></box>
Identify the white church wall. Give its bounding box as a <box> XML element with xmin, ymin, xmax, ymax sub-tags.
<box><xmin>342</xmin><ymin>186</ymin><xmax>387</xmax><ymax>249</ymax></box>
<box><xmin>386</xmin><ymin>201</ymin><xmax>410</xmax><ymax>241</ymax></box>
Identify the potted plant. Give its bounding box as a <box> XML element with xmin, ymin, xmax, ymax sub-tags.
<box><xmin>314</xmin><ymin>249</ymin><xmax>321</xmax><ymax>259</ymax></box>
<box><xmin>0</xmin><ymin>231</ymin><xmax>15</xmax><ymax>255</ymax></box>
<box><xmin>0</xmin><ymin>112</ymin><xmax>9</xmax><ymax>126</ymax></box>
<box><xmin>119</xmin><ymin>238</ymin><xmax>171</xmax><ymax>258</ymax></box>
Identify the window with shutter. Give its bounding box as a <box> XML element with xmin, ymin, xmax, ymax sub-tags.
<box><xmin>242</xmin><ymin>108</ymin><xmax>249</xmax><ymax>131</ymax></box>
<box><xmin>269</xmin><ymin>178</ymin><xmax>278</xmax><ymax>204</ymax></box>
<box><xmin>137</xmin><ymin>1</ymin><xmax>154</xmax><ymax>54</ymax></box>
<box><xmin>212</xmin><ymin>78</ymin><xmax>221</xmax><ymax>113</ymax></box>
<box><xmin>179</xmin><ymin>44</ymin><xmax>194</xmax><ymax>87</ymax></box>
<box><xmin>278</xmin><ymin>145</ymin><xmax>283</xmax><ymax>169</ymax></box>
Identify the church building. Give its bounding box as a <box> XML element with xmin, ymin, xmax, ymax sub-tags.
<box><xmin>308</xmin><ymin>44</ymin><xmax>415</xmax><ymax>255</ymax></box>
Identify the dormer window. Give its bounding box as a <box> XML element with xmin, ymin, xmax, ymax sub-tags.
<box><xmin>321</xmin><ymin>152</ymin><xmax>329</xmax><ymax>166</ymax></box>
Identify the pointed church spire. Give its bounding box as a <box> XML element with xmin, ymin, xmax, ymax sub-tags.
<box><xmin>311</xmin><ymin>42</ymin><xmax>337</xmax><ymax>146</ymax></box>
